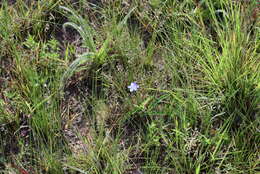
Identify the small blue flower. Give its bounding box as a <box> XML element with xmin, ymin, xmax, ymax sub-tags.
<box><xmin>128</xmin><ymin>82</ymin><xmax>139</xmax><ymax>92</ymax></box>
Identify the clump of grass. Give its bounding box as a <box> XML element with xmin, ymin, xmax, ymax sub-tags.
<box><xmin>59</xmin><ymin>5</ymin><xmax>136</xmax><ymax>94</ymax></box>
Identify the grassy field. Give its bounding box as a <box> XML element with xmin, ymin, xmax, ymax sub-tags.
<box><xmin>0</xmin><ymin>0</ymin><xmax>259</xmax><ymax>173</ymax></box>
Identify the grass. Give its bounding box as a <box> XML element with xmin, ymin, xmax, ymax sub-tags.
<box><xmin>0</xmin><ymin>0</ymin><xmax>259</xmax><ymax>173</ymax></box>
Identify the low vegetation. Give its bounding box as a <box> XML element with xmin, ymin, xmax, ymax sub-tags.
<box><xmin>0</xmin><ymin>0</ymin><xmax>259</xmax><ymax>173</ymax></box>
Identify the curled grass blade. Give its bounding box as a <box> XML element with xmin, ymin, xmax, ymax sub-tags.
<box><xmin>60</xmin><ymin>6</ymin><xmax>96</xmax><ymax>52</ymax></box>
<box><xmin>59</xmin><ymin>52</ymin><xmax>95</xmax><ymax>94</ymax></box>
